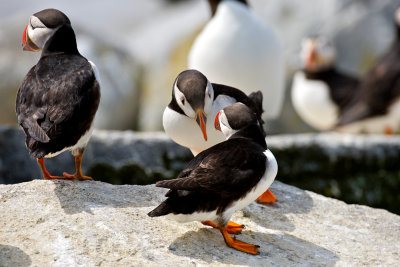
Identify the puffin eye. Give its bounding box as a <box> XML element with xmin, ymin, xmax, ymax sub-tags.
<box><xmin>181</xmin><ymin>98</ymin><xmax>185</xmax><ymax>105</ymax></box>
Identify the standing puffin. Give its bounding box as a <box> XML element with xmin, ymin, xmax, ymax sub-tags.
<box><xmin>163</xmin><ymin>69</ymin><xmax>276</xmax><ymax>204</ymax></box>
<box><xmin>188</xmin><ymin>0</ymin><xmax>285</xmax><ymax>120</ymax></box>
<box><xmin>336</xmin><ymin>7</ymin><xmax>400</xmax><ymax>134</ymax></box>
<box><xmin>291</xmin><ymin>36</ymin><xmax>360</xmax><ymax>130</ymax></box>
<box><xmin>150</xmin><ymin>103</ymin><xmax>278</xmax><ymax>255</ymax></box>
<box><xmin>16</xmin><ymin>9</ymin><xmax>100</xmax><ymax>180</ymax></box>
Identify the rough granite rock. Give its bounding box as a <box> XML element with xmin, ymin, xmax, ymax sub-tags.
<box><xmin>0</xmin><ymin>180</ymin><xmax>399</xmax><ymax>266</ymax></box>
<box><xmin>1</xmin><ymin>125</ymin><xmax>400</xmax><ymax>213</ymax></box>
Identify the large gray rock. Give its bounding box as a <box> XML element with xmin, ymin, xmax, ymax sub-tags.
<box><xmin>267</xmin><ymin>133</ymin><xmax>400</xmax><ymax>214</ymax></box>
<box><xmin>1</xmin><ymin>125</ymin><xmax>399</xmax><ymax>213</ymax></box>
<box><xmin>0</xmin><ymin>179</ymin><xmax>399</xmax><ymax>266</ymax></box>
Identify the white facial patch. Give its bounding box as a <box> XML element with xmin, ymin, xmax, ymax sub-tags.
<box><xmin>218</xmin><ymin>110</ymin><xmax>238</xmax><ymax>139</ymax></box>
<box><xmin>203</xmin><ymin>81</ymin><xmax>214</xmax><ymax>115</ymax></box>
<box><xmin>174</xmin><ymin>82</ymin><xmax>196</xmax><ymax>118</ymax></box>
<box><xmin>301</xmin><ymin>37</ymin><xmax>336</xmax><ymax>71</ymax></box>
<box><xmin>27</xmin><ymin>15</ymin><xmax>56</xmax><ymax>49</ymax></box>
<box><xmin>396</xmin><ymin>8</ymin><xmax>400</xmax><ymax>26</ymax></box>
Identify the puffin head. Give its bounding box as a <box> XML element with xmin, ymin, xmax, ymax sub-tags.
<box><xmin>173</xmin><ymin>69</ymin><xmax>214</xmax><ymax>141</ymax></box>
<box><xmin>301</xmin><ymin>36</ymin><xmax>336</xmax><ymax>72</ymax></box>
<box><xmin>215</xmin><ymin>103</ymin><xmax>257</xmax><ymax>139</ymax></box>
<box><xmin>22</xmin><ymin>8</ymin><xmax>71</xmax><ymax>52</ymax></box>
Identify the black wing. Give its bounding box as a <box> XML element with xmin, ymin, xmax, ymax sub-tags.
<box><xmin>156</xmin><ymin>138</ymin><xmax>267</xmax><ymax>198</ymax></box>
<box><xmin>16</xmin><ymin>54</ymin><xmax>100</xmax><ymax>157</ymax></box>
<box><xmin>338</xmin><ymin>43</ymin><xmax>400</xmax><ymax>125</ymax></box>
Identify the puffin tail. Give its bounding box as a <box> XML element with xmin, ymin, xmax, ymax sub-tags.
<box><xmin>248</xmin><ymin>91</ymin><xmax>264</xmax><ymax>114</ymax></box>
<box><xmin>248</xmin><ymin>91</ymin><xmax>266</xmax><ymax>137</ymax></box>
<box><xmin>148</xmin><ymin>201</ymin><xmax>172</xmax><ymax>217</ymax></box>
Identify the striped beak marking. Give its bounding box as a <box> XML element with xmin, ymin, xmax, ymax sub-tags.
<box><xmin>22</xmin><ymin>24</ymin><xmax>40</xmax><ymax>52</ymax></box>
<box><xmin>214</xmin><ymin>112</ymin><xmax>221</xmax><ymax>132</ymax></box>
<box><xmin>195</xmin><ymin>111</ymin><xmax>208</xmax><ymax>141</ymax></box>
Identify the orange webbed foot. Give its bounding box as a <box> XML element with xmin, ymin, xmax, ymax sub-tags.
<box><xmin>61</xmin><ymin>153</ymin><xmax>93</xmax><ymax>180</ymax></box>
<box><xmin>37</xmin><ymin>158</ymin><xmax>74</xmax><ymax>180</ymax></box>
<box><xmin>62</xmin><ymin>172</ymin><xmax>93</xmax><ymax>180</ymax></box>
<box><xmin>219</xmin><ymin>227</ymin><xmax>259</xmax><ymax>255</ymax></box>
<box><xmin>256</xmin><ymin>189</ymin><xmax>276</xmax><ymax>205</ymax></box>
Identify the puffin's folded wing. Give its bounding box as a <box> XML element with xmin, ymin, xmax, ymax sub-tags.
<box><xmin>156</xmin><ymin>140</ymin><xmax>267</xmax><ymax>197</ymax></box>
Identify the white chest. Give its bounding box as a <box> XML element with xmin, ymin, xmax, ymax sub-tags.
<box><xmin>291</xmin><ymin>71</ymin><xmax>338</xmax><ymax>130</ymax></box>
<box><xmin>222</xmin><ymin>149</ymin><xmax>278</xmax><ymax>221</ymax></box>
<box><xmin>188</xmin><ymin>1</ymin><xmax>285</xmax><ymax>119</ymax></box>
<box><xmin>163</xmin><ymin>95</ymin><xmax>237</xmax><ymax>155</ymax></box>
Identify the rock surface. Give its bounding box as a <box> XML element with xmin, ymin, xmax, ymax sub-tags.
<box><xmin>0</xmin><ymin>179</ymin><xmax>399</xmax><ymax>266</ymax></box>
<box><xmin>2</xmin><ymin>125</ymin><xmax>400</xmax><ymax>213</ymax></box>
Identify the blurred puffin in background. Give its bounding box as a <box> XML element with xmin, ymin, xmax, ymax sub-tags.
<box><xmin>150</xmin><ymin>103</ymin><xmax>278</xmax><ymax>255</ymax></box>
<box><xmin>163</xmin><ymin>70</ymin><xmax>276</xmax><ymax>204</ymax></box>
<box><xmin>291</xmin><ymin>36</ymin><xmax>360</xmax><ymax>131</ymax></box>
<box><xmin>336</xmin><ymin>7</ymin><xmax>400</xmax><ymax>134</ymax></box>
<box><xmin>16</xmin><ymin>9</ymin><xmax>101</xmax><ymax>180</ymax></box>
<box><xmin>188</xmin><ymin>0</ymin><xmax>285</xmax><ymax>121</ymax></box>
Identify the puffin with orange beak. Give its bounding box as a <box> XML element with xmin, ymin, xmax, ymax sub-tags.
<box><xmin>151</xmin><ymin>103</ymin><xmax>278</xmax><ymax>255</ymax></box>
<box><xmin>16</xmin><ymin>8</ymin><xmax>100</xmax><ymax>180</ymax></box>
<box><xmin>291</xmin><ymin>36</ymin><xmax>360</xmax><ymax>131</ymax></box>
<box><xmin>163</xmin><ymin>69</ymin><xmax>276</xmax><ymax>204</ymax></box>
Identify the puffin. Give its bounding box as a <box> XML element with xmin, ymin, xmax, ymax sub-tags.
<box><xmin>149</xmin><ymin>102</ymin><xmax>278</xmax><ymax>255</ymax></box>
<box><xmin>336</xmin><ymin>7</ymin><xmax>400</xmax><ymax>134</ymax></box>
<box><xmin>16</xmin><ymin>8</ymin><xmax>101</xmax><ymax>180</ymax></box>
<box><xmin>188</xmin><ymin>0</ymin><xmax>285</xmax><ymax>120</ymax></box>
<box><xmin>163</xmin><ymin>69</ymin><xmax>276</xmax><ymax>204</ymax></box>
<box><xmin>291</xmin><ymin>36</ymin><xmax>360</xmax><ymax>130</ymax></box>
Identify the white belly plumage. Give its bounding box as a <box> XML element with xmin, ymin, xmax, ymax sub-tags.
<box><xmin>188</xmin><ymin>1</ymin><xmax>285</xmax><ymax>120</ymax></box>
<box><xmin>45</xmin><ymin>127</ymin><xmax>93</xmax><ymax>158</ymax></box>
<box><xmin>163</xmin><ymin>95</ymin><xmax>237</xmax><ymax>156</ymax></box>
<box><xmin>291</xmin><ymin>71</ymin><xmax>338</xmax><ymax>130</ymax></box>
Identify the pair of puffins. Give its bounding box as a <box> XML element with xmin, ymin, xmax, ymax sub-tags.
<box><xmin>17</xmin><ymin>1</ymin><xmax>280</xmax><ymax>255</ymax></box>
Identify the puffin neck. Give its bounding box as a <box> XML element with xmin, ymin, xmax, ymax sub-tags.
<box><xmin>208</xmin><ymin>0</ymin><xmax>248</xmax><ymax>17</ymax></box>
<box><xmin>230</xmin><ymin>124</ymin><xmax>267</xmax><ymax>148</ymax></box>
<box><xmin>41</xmin><ymin>24</ymin><xmax>79</xmax><ymax>56</ymax></box>
<box><xmin>304</xmin><ymin>67</ymin><xmax>335</xmax><ymax>80</ymax></box>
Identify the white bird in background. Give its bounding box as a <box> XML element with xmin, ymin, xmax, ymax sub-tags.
<box><xmin>188</xmin><ymin>0</ymin><xmax>285</xmax><ymax>121</ymax></box>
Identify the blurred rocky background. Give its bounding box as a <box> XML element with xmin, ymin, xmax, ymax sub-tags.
<box><xmin>1</xmin><ymin>0</ymin><xmax>400</xmax><ymax>131</ymax></box>
<box><xmin>1</xmin><ymin>0</ymin><xmax>400</xmax><ymax>214</ymax></box>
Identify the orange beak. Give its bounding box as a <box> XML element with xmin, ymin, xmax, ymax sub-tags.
<box><xmin>306</xmin><ymin>41</ymin><xmax>316</xmax><ymax>70</ymax></box>
<box><xmin>22</xmin><ymin>24</ymin><xmax>40</xmax><ymax>52</ymax></box>
<box><xmin>214</xmin><ymin>112</ymin><xmax>221</xmax><ymax>132</ymax></box>
<box><xmin>195</xmin><ymin>111</ymin><xmax>208</xmax><ymax>141</ymax></box>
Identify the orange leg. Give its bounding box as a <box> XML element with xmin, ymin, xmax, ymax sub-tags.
<box><xmin>219</xmin><ymin>226</ymin><xmax>259</xmax><ymax>255</ymax></box>
<box><xmin>384</xmin><ymin>126</ymin><xmax>394</xmax><ymax>135</ymax></box>
<box><xmin>37</xmin><ymin>158</ymin><xmax>73</xmax><ymax>180</ymax></box>
<box><xmin>202</xmin><ymin>220</ymin><xmax>244</xmax><ymax>235</ymax></box>
<box><xmin>62</xmin><ymin>154</ymin><xmax>93</xmax><ymax>180</ymax></box>
<box><xmin>255</xmin><ymin>189</ymin><xmax>276</xmax><ymax>205</ymax></box>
